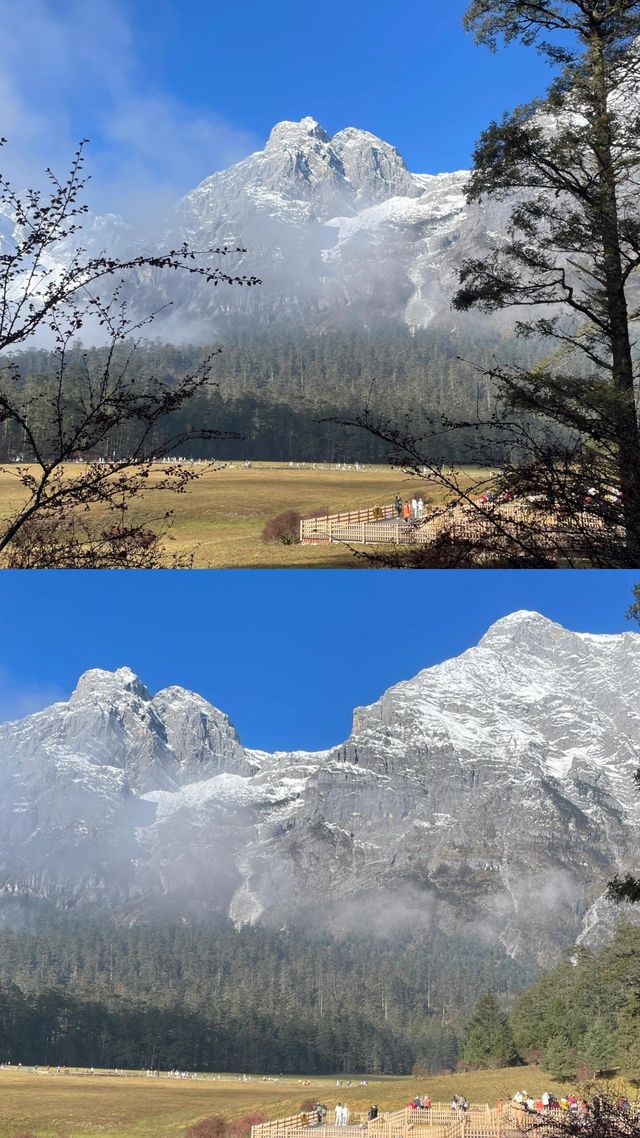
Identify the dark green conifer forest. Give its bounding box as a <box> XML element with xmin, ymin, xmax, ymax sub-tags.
<box><xmin>0</xmin><ymin>329</ymin><xmax>534</xmax><ymax>465</ymax></box>
<box><xmin>0</xmin><ymin>918</ymin><xmax>529</xmax><ymax>1074</ymax></box>
<box><xmin>2</xmin><ymin>916</ymin><xmax>640</xmax><ymax>1076</ymax></box>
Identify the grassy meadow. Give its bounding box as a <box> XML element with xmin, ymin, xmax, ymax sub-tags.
<box><xmin>0</xmin><ymin>463</ymin><xmax>491</xmax><ymax>568</ymax></box>
<box><xmin>0</xmin><ymin>1065</ymin><xmax>576</xmax><ymax>1138</ymax></box>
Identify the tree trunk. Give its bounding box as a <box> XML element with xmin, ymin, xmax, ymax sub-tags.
<box><xmin>589</xmin><ymin>26</ymin><xmax>640</xmax><ymax>562</ymax></box>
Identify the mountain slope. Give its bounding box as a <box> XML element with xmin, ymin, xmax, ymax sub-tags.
<box><xmin>168</xmin><ymin>116</ymin><xmax>498</xmax><ymax>333</ymax></box>
<box><xmin>6</xmin><ymin>116</ymin><xmax>508</xmax><ymax>337</ymax></box>
<box><xmin>1</xmin><ymin>611</ymin><xmax>639</xmax><ymax>965</ymax></box>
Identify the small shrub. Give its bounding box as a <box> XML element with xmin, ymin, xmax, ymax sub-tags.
<box><xmin>261</xmin><ymin>510</ymin><xmax>301</xmax><ymax>544</ymax></box>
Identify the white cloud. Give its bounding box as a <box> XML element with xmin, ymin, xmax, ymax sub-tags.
<box><xmin>0</xmin><ymin>0</ymin><xmax>258</xmax><ymax>222</ymax></box>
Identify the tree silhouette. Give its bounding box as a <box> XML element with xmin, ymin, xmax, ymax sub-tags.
<box><xmin>339</xmin><ymin>0</ymin><xmax>640</xmax><ymax>567</ymax></box>
<box><xmin>0</xmin><ymin>140</ymin><xmax>259</xmax><ymax>566</ymax></box>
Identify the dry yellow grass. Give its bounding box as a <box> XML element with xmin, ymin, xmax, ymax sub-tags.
<box><xmin>0</xmin><ymin>1066</ymin><xmax>579</xmax><ymax>1138</ymax></box>
<box><xmin>0</xmin><ymin>464</ymin><xmax>490</xmax><ymax>568</ymax></box>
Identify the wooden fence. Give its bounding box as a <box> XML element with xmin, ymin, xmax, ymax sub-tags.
<box><xmin>252</xmin><ymin>1114</ymin><xmax>312</xmax><ymax>1138</ymax></box>
<box><xmin>300</xmin><ymin>505</ymin><xmax>396</xmax><ymax>544</ymax></box>
<box><xmin>253</xmin><ymin>1104</ymin><xmax>513</xmax><ymax>1138</ymax></box>
<box><xmin>252</xmin><ymin>1102</ymin><xmax>586</xmax><ymax>1138</ymax></box>
<box><xmin>299</xmin><ymin>500</ymin><xmax>619</xmax><ymax>554</ymax></box>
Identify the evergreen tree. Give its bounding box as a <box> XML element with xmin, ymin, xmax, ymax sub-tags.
<box><xmin>452</xmin><ymin>0</ymin><xmax>640</xmax><ymax>565</ymax></box>
<box><xmin>509</xmin><ymin>923</ymin><xmax>640</xmax><ymax>1079</ymax></box>
<box><xmin>576</xmin><ymin>1016</ymin><xmax>616</xmax><ymax>1075</ymax></box>
<box><xmin>462</xmin><ymin>993</ymin><xmax>520</xmax><ymax>1068</ymax></box>
<box><xmin>413</xmin><ymin>1020</ymin><xmax>459</xmax><ymax>1074</ymax></box>
<box><xmin>615</xmin><ymin>991</ymin><xmax>640</xmax><ymax>1079</ymax></box>
<box><xmin>542</xmin><ymin>1033</ymin><xmax>575</xmax><ymax>1081</ymax></box>
<box><xmin>0</xmin><ymin>918</ymin><xmax>532</xmax><ymax>1073</ymax></box>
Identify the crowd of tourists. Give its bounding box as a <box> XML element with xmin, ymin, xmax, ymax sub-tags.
<box><xmin>511</xmin><ymin>1090</ymin><xmax>634</xmax><ymax>1117</ymax></box>
<box><xmin>306</xmin><ymin>1093</ymin><xmax>640</xmax><ymax>1133</ymax></box>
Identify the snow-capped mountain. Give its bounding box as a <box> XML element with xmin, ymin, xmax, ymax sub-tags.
<box><xmin>11</xmin><ymin>116</ymin><xmax>510</xmax><ymax>337</ymax></box>
<box><xmin>164</xmin><ymin>116</ymin><xmax>504</xmax><ymax>332</ymax></box>
<box><xmin>1</xmin><ymin>611</ymin><xmax>639</xmax><ymax>964</ymax></box>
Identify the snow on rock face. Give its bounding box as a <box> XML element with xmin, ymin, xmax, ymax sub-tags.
<box><xmin>0</xmin><ymin>670</ymin><xmax>252</xmax><ymax>904</ymax></box>
<box><xmin>5</xmin><ymin>667</ymin><xmax>248</xmax><ymax>797</ymax></box>
<box><xmin>268</xmin><ymin>117</ymin><xmax>331</xmax><ymax>145</ymax></box>
<box><xmin>188</xmin><ymin>117</ymin><xmax>420</xmax><ymax>224</ymax></box>
<box><xmin>150</xmin><ymin>686</ymin><xmax>251</xmax><ymax>782</ymax></box>
<box><xmin>71</xmin><ymin>666</ymin><xmax>150</xmax><ymax>703</ymax></box>
<box><xmin>25</xmin><ymin>115</ymin><xmax>507</xmax><ymax>335</ymax></box>
<box><xmin>172</xmin><ymin>117</ymin><xmax>492</xmax><ymax>331</ymax></box>
<box><xmin>331</xmin><ymin>127</ymin><xmax>421</xmax><ymax>205</ymax></box>
<box><xmin>1</xmin><ymin>614</ymin><xmax>640</xmax><ymax>962</ymax></box>
<box><xmin>13</xmin><ymin>102</ymin><xmax>640</xmax><ymax>335</ymax></box>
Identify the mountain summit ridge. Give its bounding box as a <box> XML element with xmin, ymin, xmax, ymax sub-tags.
<box><xmin>0</xmin><ymin>611</ymin><xmax>638</xmax><ymax>963</ymax></box>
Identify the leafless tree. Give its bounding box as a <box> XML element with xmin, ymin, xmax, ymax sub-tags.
<box><xmin>0</xmin><ymin>140</ymin><xmax>260</xmax><ymax>566</ymax></box>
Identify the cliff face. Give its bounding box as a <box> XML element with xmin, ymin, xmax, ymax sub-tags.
<box><xmin>1</xmin><ymin>612</ymin><xmax>639</xmax><ymax>964</ymax></box>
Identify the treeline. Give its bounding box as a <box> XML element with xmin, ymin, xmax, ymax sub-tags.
<box><xmin>0</xmin><ymin>327</ymin><xmax>536</xmax><ymax>465</ymax></box>
<box><xmin>0</xmin><ymin>918</ymin><xmax>530</xmax><ymax>1074</ymax></box>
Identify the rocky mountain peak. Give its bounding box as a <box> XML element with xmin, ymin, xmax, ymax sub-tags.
<box><xmin>70</xmin><ymin>666</ymin><xmax>151</xmax><ymax>705</ymax></box>
<box><xmin>266</xmin><ymin>116</ymin><xmax>331</xmax><ymax>147</ymax></box>
<box><xmin>331</xmin><ymin>126</ymin><xmax>419</xmax><ymax>203</ymax></box>
<box><xmin>477</xmin><ymin>609</ymin><xmax>567</xmax><ymax>648</ymax></box>
<box><xmin>482</xmin><ymin>608</ymin><xmax>558</xmax><ymax>632</ymax></box>
<box><xmin>32</xmin><ymin>114</ymin><xmax>489</xmax><ymax>333</ymax></box>
<box><xmin>475</xmin><ymin>611</ymin><xmax>640</xmax><ymax>673</ymax></box>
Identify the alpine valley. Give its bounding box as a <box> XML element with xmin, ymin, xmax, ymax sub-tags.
<box><xmin>2</xmin><ymin>610</ymin><xmax>639</xmax><ymax>970</ymax></box>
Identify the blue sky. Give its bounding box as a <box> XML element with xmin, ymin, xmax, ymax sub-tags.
<box><xmin>0</xmin><ymin>571</ymin><xmax>637</xmax><ymax>750</ymax></box>
<box><xmin>3</xmin><ymin>0</ymin><xmax>555</xmax><ymax>218</ymax></box>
